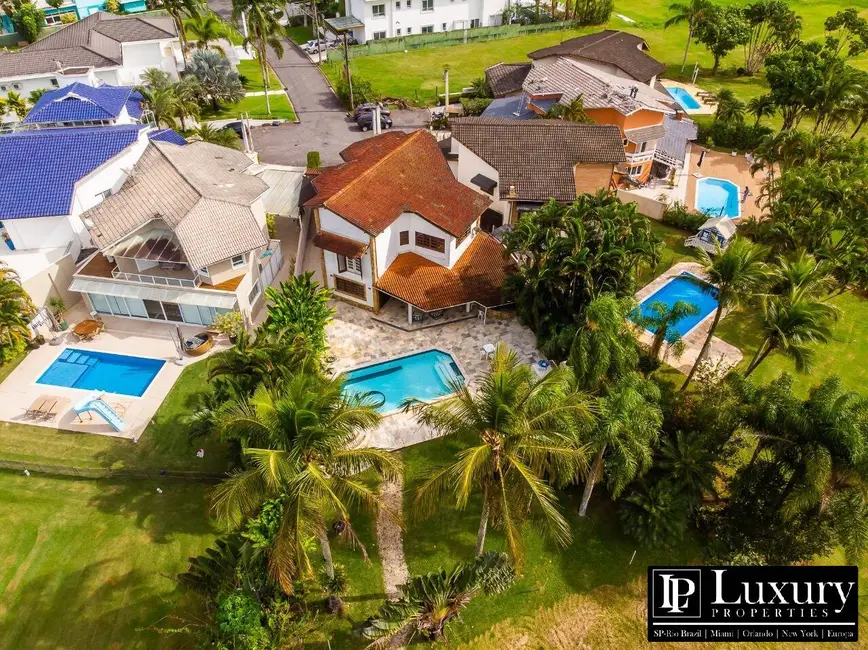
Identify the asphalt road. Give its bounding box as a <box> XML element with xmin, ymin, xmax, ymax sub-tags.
<box><xmin>207</xmin><ymin>0</ymin><xmax>428</xmax><ymax>166</ymax></box>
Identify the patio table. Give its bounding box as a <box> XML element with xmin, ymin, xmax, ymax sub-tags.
<box><xmin>73</xmin><ymin>319</ymin><xmax>102</xmax><ymax>340</ymax></box>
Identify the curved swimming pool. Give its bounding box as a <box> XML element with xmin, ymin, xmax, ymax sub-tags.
<box><xmin>665</xmin><ymin>86</ymin><xmax>701</xmax><ymax>111</ymax></box>
<box><xmin>696</xmin><ymin>177</ymin><xmax>741</xmax><ymax>219</ymax></box>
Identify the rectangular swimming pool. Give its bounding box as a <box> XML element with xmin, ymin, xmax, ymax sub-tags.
<box><xmin>343</xmin><ymin>349</ymin><xmax>464</xmax><ymax>413</ymax></box>
<box><xmin>665</xmin><ymin>86</ymin><xmax>701</xmax><ymax>111</ymax></box>
<box><xmin>36</xmin><ymin>348</ymin><xmax>166</xmax><ymax>397</ymax></box>
<box><xmin>633</xmin><ymin>273</ymin><xmax>719</xmax><ymax>337</ymax></box>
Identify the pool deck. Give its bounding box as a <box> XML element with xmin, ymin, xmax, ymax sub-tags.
<box><xmin>660</xmin><ymin>80</ymin><xmax>716</xmax><ymax>116</ymax></box>
<box><xmin>633</xmin><ymin>262</ymin><xmax>743</xmax><ymax>375</ymax></box>
<box><xmin>0</xmin><ymin>302</ymin><xmax>229</xmax><ymax>441</ymax></box>
<box><xmin>686</xmin><ymin>149</ymin><xmax>767</xmax><ymax>223</ymax></box>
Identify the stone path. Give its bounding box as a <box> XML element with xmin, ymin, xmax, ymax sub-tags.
<box><xmin>376</xmin><ymin>475</ymin><xmax>409</xmax><ymax>600</ymax></box>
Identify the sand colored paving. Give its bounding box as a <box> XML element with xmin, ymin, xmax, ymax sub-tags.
<box><xmin>686</xmin><ymin>149</ymin><xmax>767</xmax><ymax>223</ymax></box>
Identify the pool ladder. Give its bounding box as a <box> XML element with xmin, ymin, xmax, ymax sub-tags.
<box><xmin>434</xmin><ymin>360</ymin><xmax>461</xmax><ymax>388</ymax></box>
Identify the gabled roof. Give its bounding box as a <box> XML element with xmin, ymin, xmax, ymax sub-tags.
<box><xmin>523</xmin><ymin>58</ymin><xmax>675</xmax><ymax>116</ymax></box>
<box><xmin>450</xmin><ymin>118</ymin><xmax>625</xmax><ymax>202</ymax></box>
<box><xmin>82</xmin><ymin>141</ymin><xmax>269</xmax><ymax>269</ymax></box>
<box><xmin>624</xmin><ymin>123</ymin><xmax>667</xmax><ymax>143</ymax></box>
<box><xmin>306</xmin><ymin>130</ymin><xmax>491</xmax><ymax>237</ymax></box>
<box><xmin>148</xmin><ymin>128</ymin><xmax>188</xmax><ymax>146</ymax></box>
<box><xmin>699</xmin><ymin>216</ymin><xmax>737</xmax><ymax>238</ymax></box>
<box><xmin>0</xmin><ymin>125</ymin><xmax>145</xmax><ymax>220</ymax></box>
<box><xmin>659</xmin><ymin>116</ymin><xmax>698</xmax><ymax>165</ymax></box>
<box><xmin>0</xmin><ymin>47</ymin><xmax>120</xmax><ymax>78</ymax></box>
<box><xmin>376</xmin><ymin>232</ymin><xmax>511</xmax><ymax>311</ymax></box>
<box><xmin>23</xmin><ymin>83</ymin><xmax>143</xmax><ymax>124</ymax></box>
<box><xmin>527</xmin><ymin>30</ymin><xmax>666</xmax><ymax>83</ymax></box>
<box><xmin>484</xmin><ymin>62</ymin><xmax>532</xmax><ymax>97</ymax></box>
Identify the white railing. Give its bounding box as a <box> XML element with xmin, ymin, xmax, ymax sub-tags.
<box><xmin>653</xmin><ymin>149</ymin><xmax>684</xmax><ymax>169</ymax></box>
<box><xmin>111</xmin><ymin>269</ymin><xmax>201</xmax><ymax>288</ymax></box>
<box><xmin>259</xmin><ymin>239</ymin><xmax>284</xmax><ymax>289</ymax></box>
<box><xmin>625</xmin><ymin>150</ymin><xmax>655</xmax><ymax>164</ymax></box>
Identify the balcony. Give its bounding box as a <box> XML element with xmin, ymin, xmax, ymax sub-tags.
<box><xmin>111</xmin><ymin>269</ymin><xmax>202</xmax><ymax>288</ymax></box>
<box><xmin>76</xmin><ymin>254</ymin><xmax>242</xmax><ymax>293</ymax></box>
<box><xmin>624</xmin><ymin>149</ymin><xmax>655</xmax><ymax>165</ymax></box>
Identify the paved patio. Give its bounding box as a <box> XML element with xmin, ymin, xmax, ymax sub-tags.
<box><xmin>686</xmin><ymin>149</ymin><xmax>767</xmax><ymax>222</ymax></box>
<box><xmin>660</xmin><ymin>79</ymin><xmax>716</xmax><ymax>116</ymax></box>
<box><xmin>327</xmin><ymin>300</ymin><xmax>541</xmax><ymax>449</ymax></box>
<box><xmin>633</xmin><ymin>262</ymin><xmax>742</xmax><ymax>375</ymax></box>
<box><xmin>0</xmin><ymin>302</ymin><xmax>229</xmax><ymax>441</ymax></box>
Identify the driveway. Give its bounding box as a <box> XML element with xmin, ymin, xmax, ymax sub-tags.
<box><xmin>208</xmin><ymin>0</ymin><xmax>429</xmax><ymax>166</ymax></box>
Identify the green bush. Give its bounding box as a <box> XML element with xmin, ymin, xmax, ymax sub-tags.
<box><xmin>11</xmin><ymin>2</ymin><xmax>46</xmax><ymax>43</ymax></box>
<box><xmin>306</xmin><ymin>151</ymin><xmax>321</xmax><ymax>169</ymax></box>
<box><xmin>266</xmin><ymin>213</ymin><xmax>277</xmax><ymax>238</ymax></box>
<box><xmin>460</xmin><ymin>97</ymin><xmax>493</xmax><ymax>116</ymax></box>
<box><xmin>696</xmin><ymin>121</ymin><xmax>772</xmax><ymax>152</ymax></box>
<box><xmin>59</xmin><ymin>12</ymin><xmax>76</xmax><ymax>23</ymax></box>
<box><xmin>662</xmin><ymin>201</ymin><xmax>707</xmax><ymax>231</ymax></box>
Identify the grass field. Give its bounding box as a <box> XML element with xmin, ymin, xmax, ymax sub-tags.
<box><xmin>236</xmin><ymin>59</ymin><xmax>282</xmax><ymax>93</ymax></box>
<box><xmin>323</xmin><ymin>0</ymin><xmax>868</xmax><ymax>108</ymax></box>
<box><xmin>0</xmin><ymin>472</ymin><xmax>218</xmax><ymax>650</ymax></box>
<box><xmin>201</xmin><ymin>92</ymin><xmax>296</xmax><ymax>121</ymax></box>
<box><xmin>286</xmin><ymin>24</ymin><xmax>315</xmax><ymax>45</ymax></box>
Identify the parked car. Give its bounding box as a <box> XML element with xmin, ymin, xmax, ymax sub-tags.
<box><xmin>357</xmin><ymin>112</ymin><xmax>393</xmax><ymax>132</ymax></box>
<box><xmin>353</xmin><ymin>102</ymin><xmax>391</xmax><ymax>120</ymax></box>
<box><xmin>221</xmin><ymin>121</ymin><xmax>244</xmax><ymax>137</ymax></box>
<box><xmin>303</xmin><ymin>39</ymin><xmax>328</xmax><ymax>54</ymax></box>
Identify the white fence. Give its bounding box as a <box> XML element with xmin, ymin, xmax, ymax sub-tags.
<box><xmin>259</xmin><ymin>239</ymin><xmax>284</xmax><ymax>289</ymax></box>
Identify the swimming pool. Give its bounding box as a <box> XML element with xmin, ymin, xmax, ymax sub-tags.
<box><xmin>36</xmin><ymin>348</ymin><xmax>166</xmax><ymax>397</ymax></box>
<box><xmin>343</xmin><ymin>349</ymin><xmax>464</xmax><ymax>413</ymax></box>
<box><xmin>633</xmin><ymin>273</ymin><xmax>719</xmax><ymax>337</ymax></box>
<box><xmin>696</xmin><ymin>177</ymin><xmax>741</xmax><ymax>219</ymax></box>
<box><xmin>665</xmin><ymin>86</ymin><xmax>701</xmax><ymax>111</ymax></box>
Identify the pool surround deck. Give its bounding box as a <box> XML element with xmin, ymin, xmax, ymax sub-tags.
<box><xmin>633</xmin><ymin>262</ymin><xmax>742</xmax><ymax>374</ymax></box>
<box><xmin>660</xmin><ymin>80</ymin><xmax>716</xmax><ymax>116</ymax></box>
<box><xmin>686</xmin><ymin>150</ymin><xmax>766</xmax><ymax>223</ymax></box>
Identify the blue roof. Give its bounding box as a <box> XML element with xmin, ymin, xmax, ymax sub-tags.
<box><xmin>23</xmin><ymin>83</ymin><xmax>143</xmax><ymax>124</ymax></box>
<box><xmin>0</xmin><ymin>125</ymin><xmax>145</xmax><ymax>219</ymax></box>
<box><xmin>148</xmin><ymin>128</ymin><xmax>188</xmax><ymax>146</ymax></box>
<box><xmin>481</xmin><ymin>96</ymin><xmax>535</xmax><ymax>120</ymax></box>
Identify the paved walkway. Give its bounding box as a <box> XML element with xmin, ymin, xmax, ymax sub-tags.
<box><xmin>376</xmin><ymin>475</ymin><xmax>409</xmax><ymax>599</ymax></box>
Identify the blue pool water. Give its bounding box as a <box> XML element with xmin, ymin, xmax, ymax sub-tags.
<box><xmin>343</xmin><ymin>349</ymin><xmax>464</xmax><ymax>412</ymax></box>
<box><xmin>633</xmin><ymin>273</ymin><xmax>719</xmax><ymax>337</ymax></box>
<box><xmin>696</xmin><ymin>177</ymin><xmax>741</xmax><ymax>219</ymax></box>
<box><xmin>665</xmin><ymin>86</ymin><xmax>701</xmax><ymax>110</ymax></box>
<box><xmin>36</xmin><ymin>348</ymin><xmax>166</xmax><ymax>397</ymax></box>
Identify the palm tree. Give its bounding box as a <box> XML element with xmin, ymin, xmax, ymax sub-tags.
<box><xmin>190</xmin><ymin>122</ymin><xmax>241</xmax><ymax>148</ymax></box>
<box><xmin>232</xmin><ymin>0</ymin><xmax>285</xmax><ymax>115</ymax></box>
<box><xmin>658</xmin><ymin>431</ymin><xmax>721</xmax><ymax>507</ymax></box>
<box><xmin>137</xmin><ymin>85</ymin><xmax>179</xmax><ymax>128</ymax></box>
<box><xmin>210</xmin><ymin>369</ymin><xmax>401</xmax><ymax>592</ymax></box>
<box><xmin>0</xmin><ymin>264</ymin><xmax>34</xmax><ymax>351</ymax></box>
<box><xmin>140</xmin><ymin>67</ymin><xmax>173</xmax><ymax>90</ymax></box>
<box><xmin>469</xmin><ymin>76</ymin><xmax>492</xmax><ymax>98</ymax></box>
<box><xmin>640</xmin><ymin>299</ymin><xmax>701</xmax><ymax>361</ymax></box>
<box><xmin>171</xmin><ymin>76</ymin><xmax>201</xmax><ymax>130</ymax></box>
<box><xmin>618</xmin><ymin>480</ymin><xmax>688</xmax><ymax>548</ymax></box>
<box><xmin>743</xmin><ymin>296</ymin><xmax>838</xmax><ymax>377</ymax></box>
<box><xmin>714</xmin><ymin>88</ymin><xmax>746</xmax><ymax>124</ymax></box>
<box><xmin>578</xmin><ymin>373</ymin><xmax>662</xmax><ymax>516</ymax></box>
<box><xmin>186</xmin><ymin>49</ymin><xmax>245</xmax><ymax>111</ymax></box>
<box><xmin>28</xmin><ymin>88</ymin><xmax>47</xmax><ymax>105</ymax></box>
<box><xmin>768</xmin><ymin>249</ymin><xmax>834</xmax><ymax>303</ymax></box>
<box><xmin>185</xmin><ymin>12</ymin><xmax>226</xmax><ymax>54</ymax></box>
<box><xmin>747</xmin><ymin>93</ymin><xmax>776</xmax><ymax>126</ymax></box>
<box><xmin>361</xmin><ymin>552</ymin><xmax>515</xmax><ymax>646</ymax></box>
<box><xmin>665</xmin><ymin>0</ymin><xmax>715</xmax><ymax>72</ymax></box>
<box><xmin>406</xmin><ymin>344</ymin><xmax>594</xmax><ymax>565</ymax></box>
<box><xmin>681</xmin><ymin>237</ymin><xmax>768</xmax><ymax>391</ymax></box>
<box><xmin>4</xmin><ymin>91</ymin><xmax>27</xmax><ymax>119</ymax></box>
<box><xmin>159</xmin><ymin>0</ymin><xmax>203</xmax><ymax>63</ymax></box>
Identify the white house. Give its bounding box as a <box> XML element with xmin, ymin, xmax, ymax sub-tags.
<box><xmin>0</xmin><ymin>12</ymin><xmax>182</xmax><ymax>100</ymax></box>
<box><xmin>342</xmin><ymin>0</ymin><xmax>509</xmax><ymax>44</ymax></box>
<box><xmin>306</xmin><ymin>130</ymin><xmax>512</xmax><ymax>323</ymax></box>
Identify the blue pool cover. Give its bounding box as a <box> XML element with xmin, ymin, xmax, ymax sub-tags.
<box><xmin>696</xmin><ymin>177</ymin><xmax>741</xmax><ymax>218</ymax></box>
<box><xmin>665</xmin><ymin>86</ymin><xmax>701</xmax><ymax>111</ymax></box>
<box><xmin>37</xmin><ymin>348</ymin><xmax>166</xmax><ymax>397</ymax></box>
<box><xmin>633</xmin><ymin>273</ymin><xmax>719</xmax><ymax>337</ymax></box>
<box><xmin>343</xmin><ymin>349</ymin><xmax>464</xmax><ymax>412</ymax></box>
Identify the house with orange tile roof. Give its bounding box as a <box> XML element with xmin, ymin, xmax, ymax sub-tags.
<box><xmin>305</xmin><ymin>130</ymin><xmax>513</xmax><ymax>323</ymax></box>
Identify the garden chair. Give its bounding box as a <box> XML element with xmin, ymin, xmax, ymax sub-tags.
<box><xmin>25</xmin><ymin>395</ymin><xmax>52</xmax><ymax>418</ymax></box>
<box><xmin>42</xmin><ymin>397</ymin><xmax>69</xmax><ymax>422</ymax></box>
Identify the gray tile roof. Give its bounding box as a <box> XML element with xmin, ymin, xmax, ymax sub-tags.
<box><xmin>450</xmin><ymin>117</ymin><xmax>625</xmax><ymax>202</ymax></box>
<box><xmin>659</xmin><ymin>116</ymin><xmax>698</xmax><ymax>164</ymax></box>
<box><xmin>527</xmin><ymin>30</ymin><xmax>667</xmax><ymax>83</ymax></box>
<box><xmin>484</xmin><ymin>62</ymin><xmax>532</xmax><ymax>97</ymax></box>
<box><xmin>523</xmin><ymin>58</ymin><xmax>675</xmax><ymax>116</ymax></box>
<box><xmin>624</xmin><ymin>123</ymin><xmax>667</xmax><ymax>143</ymax></box>
<box><xmin>0</xmin><ymin>47</ymin><xmax>120</xmax><ymax>77</ymax></box>
<box><xmin>83</xmin><ymin>141</ymin><xmax>269</xmax><ymax>269</ymax></box>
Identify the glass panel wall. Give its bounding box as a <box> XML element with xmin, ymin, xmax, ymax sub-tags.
<box><xmin>86</xmin><ymin>292</ymin><xmax>235</xmax><ymax>326</ymax></box>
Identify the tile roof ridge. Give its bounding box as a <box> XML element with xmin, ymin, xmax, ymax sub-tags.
<box><xmin>146</xmin><ymin>141</ymin><xmax>202</xmax><ymax>201</ymax></box>
<box><xmin>132</xmin><ymin>15</ymin><xmax>176</xmax><ymax>37</ymax></box>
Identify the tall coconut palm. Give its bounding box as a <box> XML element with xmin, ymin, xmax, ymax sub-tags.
<box><xmin>743</xmin><ymin>296</ymin><xmax>838</xmax><ymax>377</ymax></box>
<box><xmin>768</xmin><ymin>249</ymin><xmax>834</xmax><ymax>303</ymax></box>
<box><xmin>665</xmin><ymin>0</ymin><xmax>715</xmax><ymax>72</ymax></box>
<box><xmin>172</xmin><ymin>76</ymin><xmax>201</xmax><ymax>130</ymax></box>
<box><xmin>190</xmin><ymin>122</ymin><xmax>241</xmax><ymax>149</ymax></box>
<box><xmin>185</xmin><ymin>12</ymin><xmax>226</xmax><ymax>54</ymax></box>
<box><xmin>232</xmin><ymin>0</ymin><xmax>284</xmax><ymax>115</ymax></box>
<box><xmin>714</xmin><ymin>88</ymin><xmax>746</xmax><ymax>124</ymax></box>
<box><xmin>159</xmin><ymin>0</ymin><xmax>203</xmax><ymax>63</ymax></box>
<box><xmin>641</xmin><ymin>299</ymin><xmax>701</xmax><ymax>361</ymax></box>
<box><xmin>0</xmin><ymin>264</ymin><xmax>34</xmax><ymax>351</ymax></box>
<box><xmin>406</xmin><ymin>344</ymin><xmax>594</xmax><ymax>565</ymax></box>
<box><xmin>747</xmin><ymin>93</ymin><xmax>777</xmax><ymax>126</ymax></box>
<box><xmin>681</xmin><ymin>237</ymin><xmax>768</xmax><ymax>391</ymax></box>
<box><xmin>577</xmin><ymin>373</ymin><xmax>662</xmax><ymax>517</ymax></box>
<box><xmin>3</xmin><ymin>91</ymin><xmax>27</xmax><ymax>120</ymax></box>
<box><xmin>210</xmin><ymin>369</ymin><xmax>401</xmax><ymax>592</ymax></box>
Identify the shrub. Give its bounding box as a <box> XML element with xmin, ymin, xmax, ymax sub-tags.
<box><xmin>696</xmin><ymin>120</ymin><xmax>772</xmax><ymax>152</ymax></box>
<box><xmin>662</xmin><ymin>201</ymin><xmax>706</xmax><ymax>231</ymax></box>
<box><xmin>266</xmin><ymin>213</ymin><xmax>277</xmax><ymax>238</ymax></box>
<box><xmin>460</xmin><ymin>97</ymin><xmax>492</xmax><ymax>116</ymax></box>
<box><xmin>212</xmin><ymin>310</ymin><xmax>244</xmax><ymax>338</ymax></box>
<box><xmin>105</xmin><ymin>0</ymin><xmax>120</xmax><ymax>13</ymax></box>
<box><xmin>11</xmin><ymin>2</ymin><xmax>46</xmax><ymax>43</ymax></box>
<box><xmin>336</xmin><ymin>74</ymin><xmax>376</xmax><ymax>109</ymax></box>
<box><xmin>59</xmin><ymin>12</ymin><xmax>76</xmax><ymax>23</ymax></box>
<box><xmin>574</xmin><ymin>0</ymin><xmax>614</xmax><ymax>25</ymax></box>
<box><xmin>306</xmin><ymin>151</ymin><xmax>321</xmax><ymax>169</ymax></box>
<box><xmin>263</xmin><ymin>273</ymin><xmax>334</xmax><ymax>355</ymax></box>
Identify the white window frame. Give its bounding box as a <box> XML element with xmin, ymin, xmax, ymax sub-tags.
<box><xmin>337</xmin><ymin>254</ymin><xmax>363</xmax><ymax>276</ymax></box>
<box><xmin>627</xmin><ymin>165</ymin><xmax>644</xmax><ymax>176</ymax></box>
<box><xmin>372</xmin><ymin>3</ymin><xmax>385</xmax><ymax>17</ymax></box>
<box><xmin>470</xmin><ymin>18</ymin><xmax>481</xmax><ymax>27</ymax></box>
<box><xmin>406</xmin><ymin>27</ymin><xmax>412</xmax><ymax>34</ymax></box>
<box><xmin>442</xmin><ymin>22</ymin><xmax>447</xmax><ymax>31</ymax></box>
<box><xmin>373</xmin><ymin>30</ymin><xmax>387</xmax><ymax>39</ymax></box>
<box><xmin>421</xmin><ymin>0</ymin><xmax>433</xmax><ymax>10</ymax></box>
<box><xmin>231</xmin><ymin>254</ymin><xmax>246</xmax><ymax>269</ymax></box>
<box><xmin>421</xmin><ymin>25</ymin><xmax>433</xmax><ymax>33</ymax></box>
<box><xmin>248</xmin><ymin>279</ymin><xmax>262</xmax><ymax>304</ymax></box>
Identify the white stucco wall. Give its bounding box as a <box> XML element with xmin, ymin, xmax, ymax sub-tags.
<box><xmin>348</xmin><ymin>0</ymin><xmax>507</xmax><ymax>42</ymax></box>
<box><xmin>375</xmin><ymin>211</ymin><xmax>465</xmax><ymax>271</ymax></box>
<box><xmin>318</xmin><ymin>208</ymin><xmax>375</xmax><ymax>308</ymax></box>
<box><xmin>3</xmin><ymin>216</ymin><xmax>75</xmax><ymax>251</ymax></box>
<box><xmin>452</xmin><ymin>141</ymin><xmax>509</xmax><ymax>217</ymax></box>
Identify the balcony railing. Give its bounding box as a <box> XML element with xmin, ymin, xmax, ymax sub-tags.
<box><xmin>111</xmin><ymin>269</ymin><xmax>202</xmax><ymax>288</ymax></box>
<box><xmin>625</xmin><ymin>149</ymin><xmax>655</xmax><ymax>164</ymax></box>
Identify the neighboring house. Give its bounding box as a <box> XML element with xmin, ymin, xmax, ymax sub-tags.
<box><xmin>527</xmin><ymin>30</ymin><xmax>667</xmax><ymax>87</ymax></box>
<box><xmin>685</xmin><ymin>216</ymin><xmax>737</xmax><ymax>254</ymax></box>
<box><xmin>342</xmin><ymin>0</ymin><xmax>508</xmax><ymax>44</ymax></box>
<box><xmin>23</xmin><ymin>82</ymin><xmax>143</xmax><ymax>126</ymax></box>
<box><xmin>484</xmin><ymin>62</ymin><xmax>532</xmax><ymax>98</ymax></box>
<box><xmin>0</xmin><ymin>124</ymin><xmax>153</xmax><ymax>307</ymax></box>
<box><xmin>306</xmin><ymin>130</ymin><xmax>512</xmax><ymax>323</ymax></box>
<box><xmin>449</xmin><ymin>117</ymin><xmax>626</xmax><ymax>227</ymax></box>
<box><xmin>0</xmin><ymin>12</ymin><xmax>181</xmax><ymax>100</ymax></box>
<box><xmin>70</xmin><ymin>140</ymin><xmax>284</xmax><ymax>328</ymax></box>
<box><xmin>522</xmin><ymin>58</ymin><xmax>676</xmax><ymax>183</ymax></box>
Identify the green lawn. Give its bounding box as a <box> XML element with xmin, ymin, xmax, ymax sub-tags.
<box><xmin>286</xmin><ymin>24</ymin><xmax>315</xmax><ymax>45</ymax></box>
<box><xmin>0</xmin><ymin>472</ymin><xmax>218</xmax><ymax>650</ymax></box>
<box><xmin>323</xmin><ymin>0</ymin><xmax>868</xmax><ymax>107</ymax></box>
<box><xmin>640</xmin><ymin>220</ymin><xmax>698</xmax><ymax>285</ymax></box>
<box><xmin>201</xmin><ymin>93</ymin><xmax>296</xmax><ymax>121</ymax></box>
<box><xmin>236</xmin><ymin>58</ymin><xmax>282</xmax><ymax>93</ymax></box>
<box><xmin>0</xmin><ymin>361</ymin><xmax>233</xmax><ymax>472</ymax></box>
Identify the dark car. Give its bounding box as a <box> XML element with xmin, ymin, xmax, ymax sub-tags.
<box><xmin>221</xmin><ymin>121</ymin><xmax>244</xmax><ymax>137</ymax></box>
<box><xmin>356</xmin><ymin>112</ymin><xmax>393</xmax><ymax>132</ymax></box>
<box><xmin>353</xmin><ymin>102</ymin><xmax>391</xmax><ymax>121</ymax></box>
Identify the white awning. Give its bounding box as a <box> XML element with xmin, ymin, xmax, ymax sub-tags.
<box><xmin>68</xmin><ymin>278</ymin><xmax>238</xmax><ymax>310</ymax></box>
